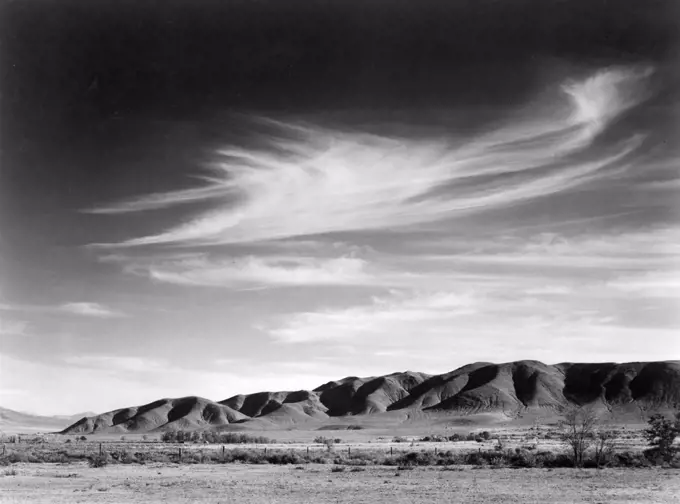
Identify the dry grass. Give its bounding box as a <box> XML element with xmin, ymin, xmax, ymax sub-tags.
<box><xmin>1</xmin><ymin>463</ymin><xmax>679</xmax><ymax>503</ymax></box>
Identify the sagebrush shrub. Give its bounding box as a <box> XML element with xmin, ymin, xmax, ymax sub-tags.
<box><xmin>88</xmin><ymin>454</ymin><xmax>109</xmax><ymax>468</ymax></box>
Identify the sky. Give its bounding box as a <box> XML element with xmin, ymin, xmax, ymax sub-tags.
<box><xmin>1</xmin><ymin>0</ymin><xmax>679</xmax><ymax>415</ymax></box>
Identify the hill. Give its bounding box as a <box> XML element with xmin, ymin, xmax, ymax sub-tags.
<box><xmin>0</xmin><ymin>407</ymin><xmax>95</xmax><ymax>434</ymax></box>
<box><xmin>59</xmin><ymin>360</ymin><xmax>680</xmax><ymax>434</ymax></box>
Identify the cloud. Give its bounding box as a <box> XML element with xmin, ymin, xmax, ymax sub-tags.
<box><xmin>264</xmin><ymin>290</ymin><xmax>477</xmax><ymax>343</ymax></box>
<box><xmin>139</xmin><ymin>254</ymin><xmax>376</xmax><ymax>287</ymax></box>
<box><xmin>62</xmin><ymin>355</ymin><xmax>165</xmax><ymax>373</ymax></box>
<box><xmin>59</xmin><ymin>303</ymin><xmax>125</xmax><ymax>318</ymax></box>
<box><xmin>420</xmin><ymin>226</ymin><xmax>680</xmax><ymax>270</ymax></box>
<box><xmin>607</xmin><ymin>270</ymin><xmax>680</xmax><ymax>297</ymax></box>
<box><xmin>257</xmin><ymin>283</ymin><xmax>679</xmax><ymax>366</ymax></box>
<box><xmin>562</xmin><ymin>66</ymin><xmax>654</xmax><ymax>142</ymax></box>
<box><xmin>88</xmin><ymin>66</ymin><xmax>653</xmax><ymax>248</ymax></box>
<box><xmin>0</xmin><ymin>317</ymin><xmax>28</xmax><ymax>336</ymax></box>
<box><xmin>85</xmin><ymin>184</ymin><xmax>229</xmax><ymax>214</ymax></box>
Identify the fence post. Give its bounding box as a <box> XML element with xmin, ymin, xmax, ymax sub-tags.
<box><xmin>222</xmin><ymin>446</ymin><xmax>225</xmax><ymax>461</ymax></box>
<box><xmin>264</xmin><ymin>447</ymin><xmax>267</xmax><ymax>455</ymax></box>
<box><xmin>2</xmin><ymin>445</ymin><xmax>5</xmax><ymax>456</ymax></box>
<box><xmin>390</xmin><ymin>446</ymin><xmax>393</xmax><ymax>456</ymax></box>
<box><xmin>99</xmin><ymin>443</ymin><xmax>102</xmax><ymax>456</ymax></box>
<box><xmin>348</xmin><ymin>446</ymin><xmax>351</xmax><ymax>456</ymax></box>
<box><xmin>179</xmin><ymin>448</ymin><xmax>182</xmax><ymax>463</ymax></box>
<box><xmin>435</xmin><ymin>447</ymin><xmax>438</xmax><ymax>455</ymax></box>
<box><xmin>306</xmin><ymin>446</ymin><xmax>309</xmax><ymax>455</ymax></box>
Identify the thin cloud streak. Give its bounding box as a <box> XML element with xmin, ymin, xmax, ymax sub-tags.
<box><xmin>144</xmin><ymin>255</ymin><xmax>376</xmax><ymax>287</ymax></box>
<box><xmin>265</xmin><ymin>290</ymin><xmax>478</xmax><ymax>343</ymax></box>
<box><xmin>88</xmin><ymin>66</ymin><xmax>654</xmax><ymax>248</ymax></box>
<box><xmin>85</xmin><ymin>185</ymin><xmax>229</xmax><ymax>214</ymax></box>
<box><xmin>58</xmin><ymin>302</ymin><xmax>125</xmax><ymax>318</ymax></box>
<box><xmin>418</xmin><ymin>226</ymin><xmax>680</xmax><ymax>269</ymax></box>
<box><xmin>63</xmin><ymin>355</ymin><xmax>165</xmax><ymax>373</ymax></box>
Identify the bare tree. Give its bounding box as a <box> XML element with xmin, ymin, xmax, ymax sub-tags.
<box><xmin>593</xmin><ymin>430</ymin><xmax>616</xmax><ymax>468</ymax></box>
<box><xmin>561</xmin><ymin>405</ymin><xmax>598</xmax><ymax>467</ymax></box>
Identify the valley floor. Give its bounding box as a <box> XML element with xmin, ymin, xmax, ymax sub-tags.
<box><xmin>1</xmin><ymin>463</ymin><xmax>679</xmax><ymax>504</ymax></box>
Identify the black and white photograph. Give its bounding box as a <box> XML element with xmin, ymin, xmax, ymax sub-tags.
<box><xmin>1</xmin><ymin>0</ymin><xmax>679</xmax><ymax>501</ymax></box>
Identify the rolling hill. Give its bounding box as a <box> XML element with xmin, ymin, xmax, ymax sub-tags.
<box><xmin>0</xmin><ymin>407</ymin><xmax>96</xmax><ymax>434</ymax></box>
<box><xmin>59</xmin><ymin>360</ymin><xmax>680</xmax><ymax>434</ymax></box>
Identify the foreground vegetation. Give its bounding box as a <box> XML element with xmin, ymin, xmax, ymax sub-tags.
<box><xmin>2</xmin><ymin>409</ymin><xmax>678</xmax><ymax>471</ymax></box>
<box><xmin>1</xmin><ymin>442</ymin><xmax>678</xmax><ymax>470</ymax></box>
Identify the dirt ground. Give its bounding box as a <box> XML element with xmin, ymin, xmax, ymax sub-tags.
<box><xmin>1</xmin><ymin>463</ymin><xmax>678</xmax><ymax>504</ymax></box>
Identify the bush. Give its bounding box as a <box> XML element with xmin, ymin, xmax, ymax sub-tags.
<box><xmin>7</xmin><ymin>452</ymin><xmax>30</xmax><ymax>464</ymax></box>
<box><xmin>88</xmin><ymin>454</ymin><xmax>109</xmax><ymax>468</ymax></box>
<box><xmin>267</xmin><ymin>452</ymin><xmax>303</xmax><ymax>465</ymax></box>
<box><xmin>508</xmin><ymin>449</ymin><xmax>537</xmax><ymax>468</ymax></box>
<box><xmin>395</xmin><ymin>451</ymin><xmax>437</xmax><ymax>466</ymax></box>
<box><xmin>615</xmin><ymin>450</ymin><xmax>651</xmax><ymax>468</ymax></box>
<box><xmin>643</xmin><ymin>413</ymin><xmax>680</xmax><ymax>463</ymax></box>
<box><xmin>465</xmin><ymin>451</ymin><xmax>490</xmax><ymax>466</ymax></box>
<box><xmin>162</xmin><ymin>430</ymin><xmax>274</xmax><ymax>445</ymax></box>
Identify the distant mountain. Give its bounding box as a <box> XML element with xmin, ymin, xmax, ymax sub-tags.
<box><xmin>0</xmin><ymin>407</ymin><xmax>96</xmax><ymax>434</ymax></box>
<box><xmin>60</xmin><ymin>360</ymin><xmax>680</xmax><ymax>434</ymax></box>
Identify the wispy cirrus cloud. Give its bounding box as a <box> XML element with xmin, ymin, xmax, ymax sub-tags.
<box><xmin>58</xmin><ymin>302</ymin><xmax>125</xmax><ymax>318</ymax></box>
<box><xmin>88</xmin><ymin>66</ymin><xmax>654</xmax><ymax>248</ymax></box>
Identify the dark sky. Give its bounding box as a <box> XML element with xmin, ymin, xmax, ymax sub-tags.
<box><xmin>2</xmin><ymin>0</ymin><xmax>677</xmax><ymax>234</ymax></box>
<box><xmin>1</xmin><ymin>0</ymin><xmax>679</xmax><ymax>414</ymax></box>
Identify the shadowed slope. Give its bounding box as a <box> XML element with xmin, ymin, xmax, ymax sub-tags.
<box><xmin>60</xmin><ymin>397</ymin><xmax>248</xmax><ymax>434</ymax></box>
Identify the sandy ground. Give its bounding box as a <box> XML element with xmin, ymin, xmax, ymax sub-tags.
<box><xmin>1</xmin><ymin>463</ymin><xmax>679</xmax><ymax>504</ymax></box>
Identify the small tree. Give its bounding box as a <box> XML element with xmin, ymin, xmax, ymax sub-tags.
<box><xmin>561</xmin><ymin>405</ymin><xmax>598</xmax><ymax>468</ymax></box>
<box><xmin>593</xmin><ymin>430</ymin><xmax>616</xmax><ymax>468</ymax></box>
<box><xmin>643</xmin><ymin>413</ymin><xmax>680</xmax><ymax>462</ymax></box>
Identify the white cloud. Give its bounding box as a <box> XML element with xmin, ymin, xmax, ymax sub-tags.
<box><xmin>62</xmin><ymin>355</ymin><xmax>165</xmax><ymax>373</ymax></box>
<box><xmin>59</xmin><ymin>302</ymin><xmax>125</xmax><ymax>318</ymax></box>
<box><xmin>89</xmin><ymin>66</ymin><xmax>653</xmax><ymax>248</ymax></box>
<box><xmin>607</xmin><ymin>270</ymin><xmax>680</xmax><ymax>297</ymax></box>
<box><xmin>420</xmin><ymin>226</ymin><xmax>680</xmax><ymax>269</ymax></box>
<box><xmin>265</xmin><ymin>290</ymin><xmax>477</xmax><ymax>343</ymax></box>
<box><xmin>143</xmin><ymin>254</ymin><xmax>376</xmax><ymax>287</ymax></box>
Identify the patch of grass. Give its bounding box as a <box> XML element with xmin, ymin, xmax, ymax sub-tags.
<box><xmin>2</xmin><ymin>468</ymin><xmax>17</xmax><ymax>476</ymax></box>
